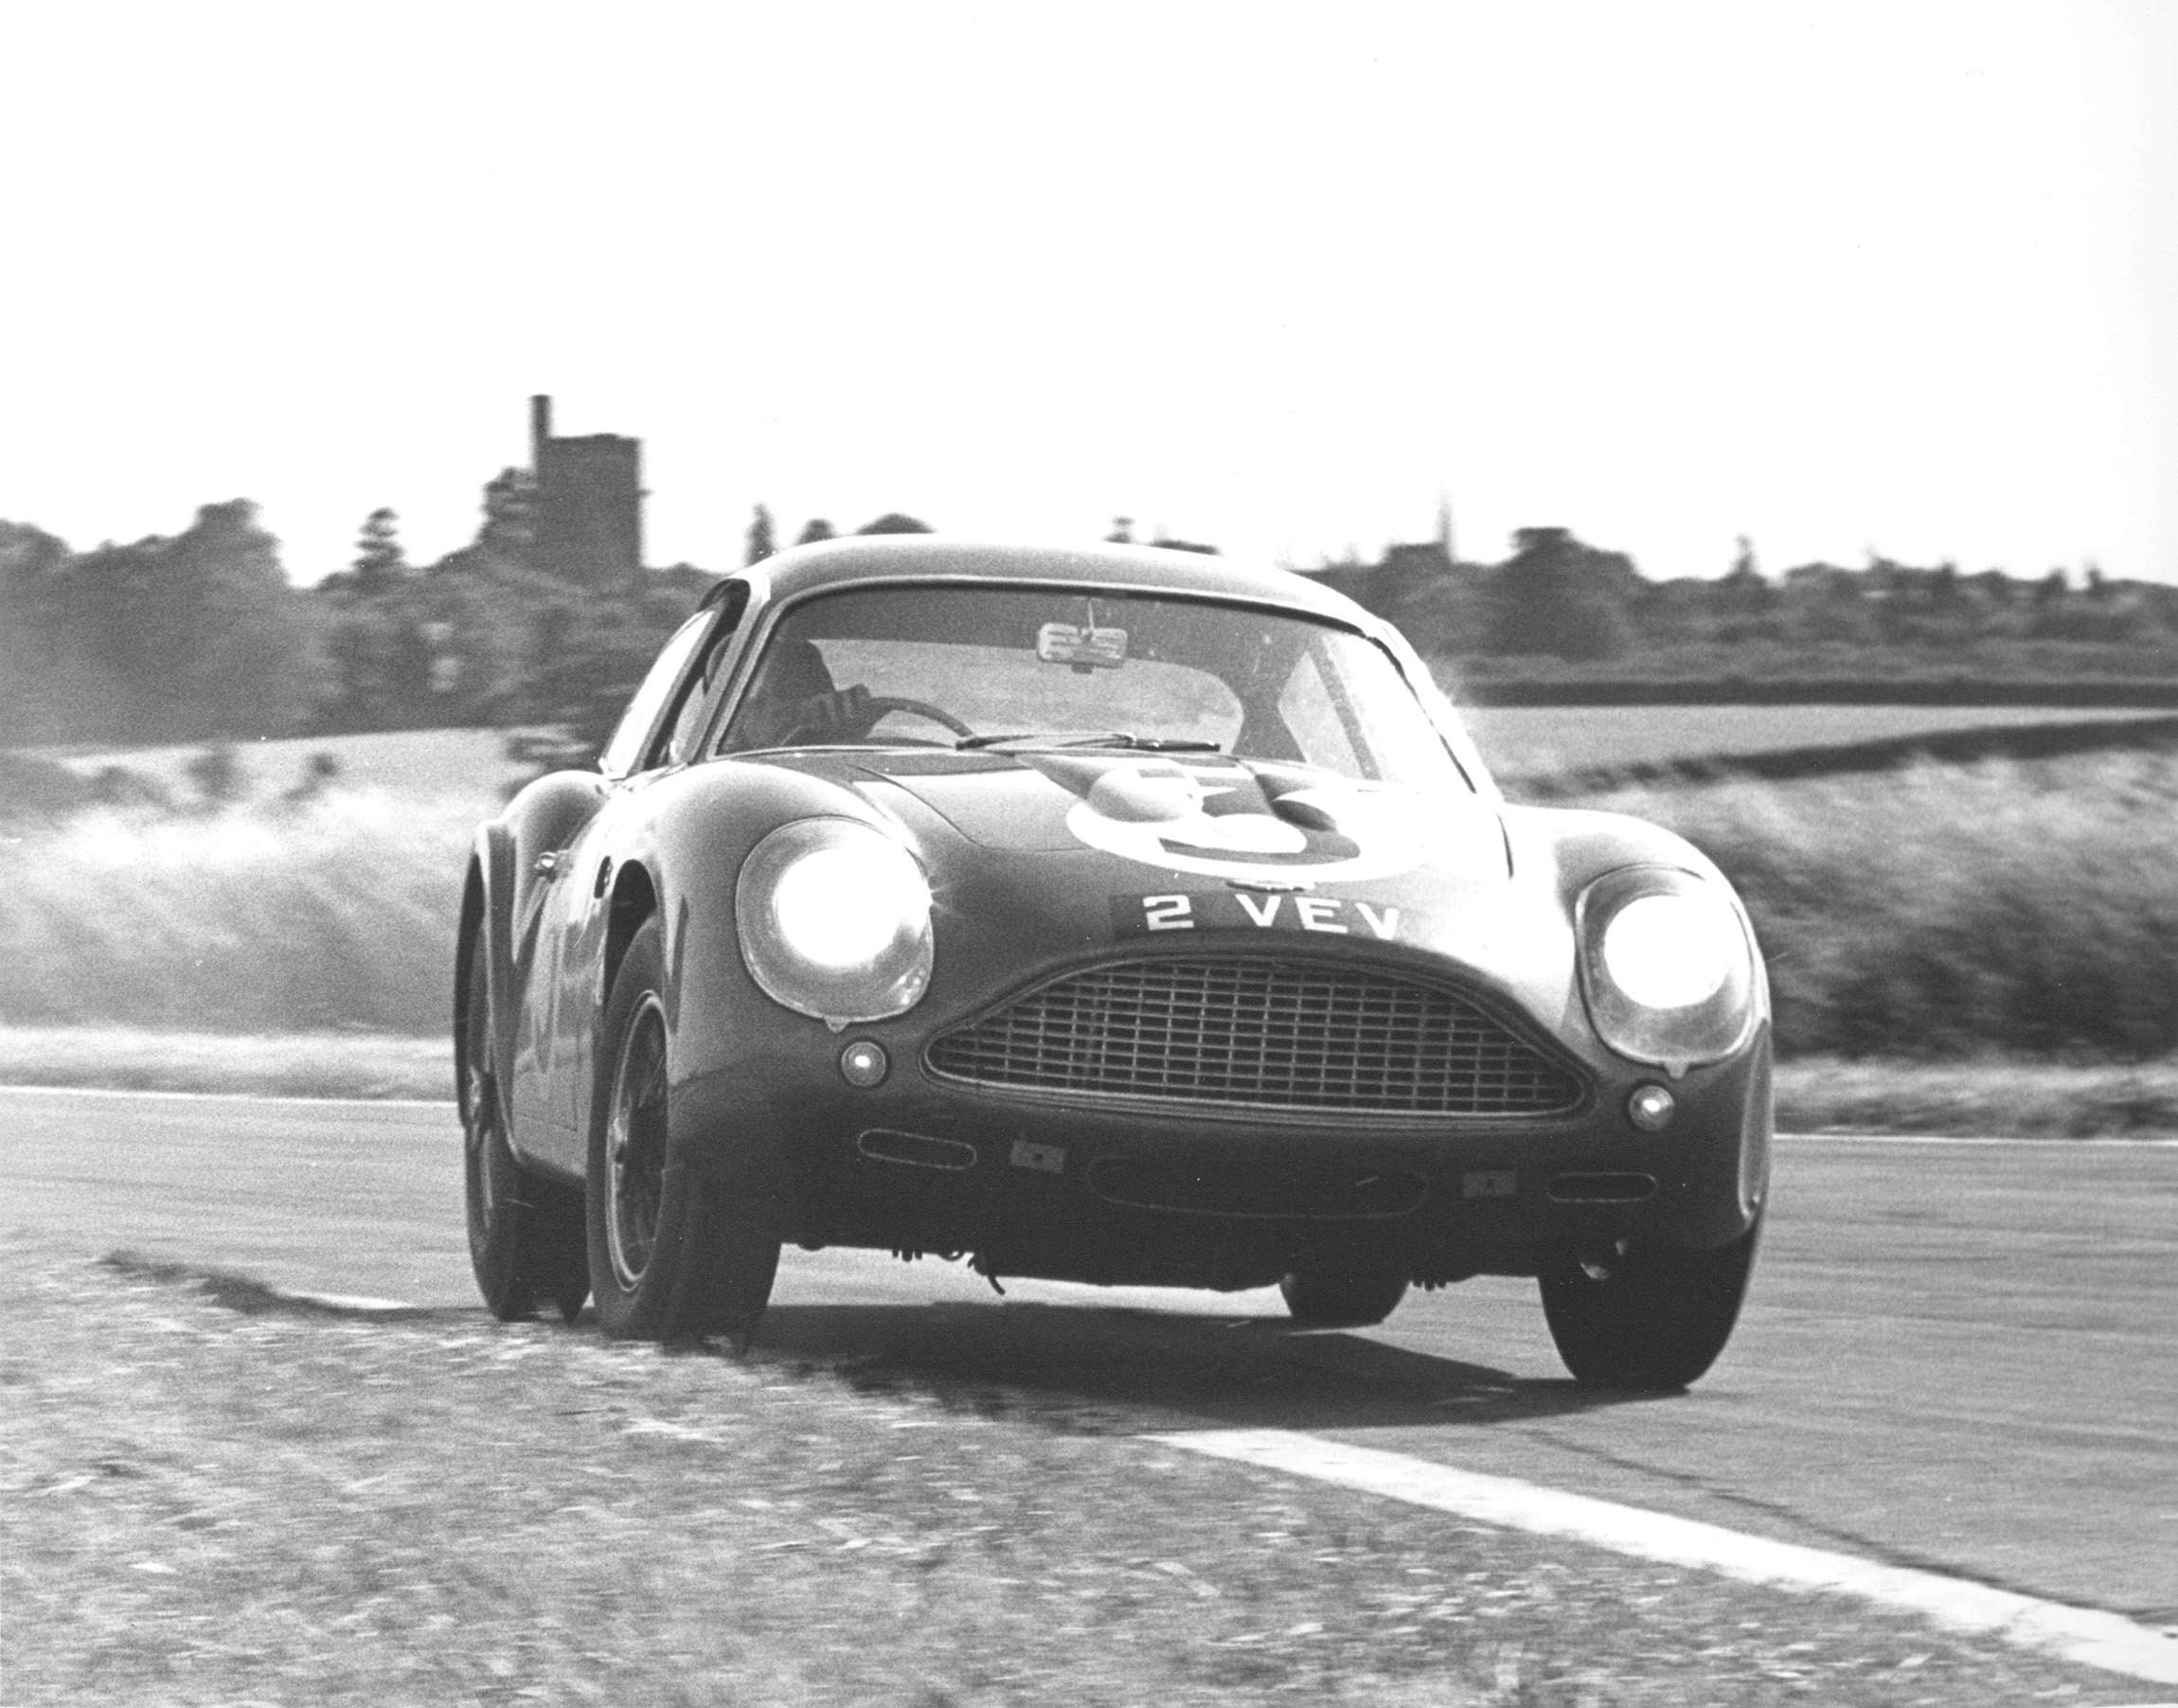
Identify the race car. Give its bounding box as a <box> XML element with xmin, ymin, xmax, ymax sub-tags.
<box><xmin>456</xmin><ymin>537</ymin><xmax>1772</xmax><ymax>1388</ymax></box>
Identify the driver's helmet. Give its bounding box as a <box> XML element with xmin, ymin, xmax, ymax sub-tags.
<box><xmin>734</xmin><ymin>638</ymin><xmax>840</xmax><ymax>748</ymax></box>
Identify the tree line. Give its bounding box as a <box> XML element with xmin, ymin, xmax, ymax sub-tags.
<box><xmin>5</xmin><ymin>497</ymin><xmax>2173</xmax><ymax>752</ymax></box>
<box><xmin>1316</xmin><ymin>526</ymin><xmax>2178</xmax><ymax>689</ymax></box>
<box><xmin>0</xmin><ymin>495</ymin><xmax>931</xmax><ymax>749</ymax></box>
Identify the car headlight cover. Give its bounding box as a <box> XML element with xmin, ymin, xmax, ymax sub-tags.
<box><xmin>1600</xmin><ymin>893</ymin><xmax>1738</xmax><ymax>1009</ymax></box>
<box><xmin>739</xmin><ymin>819</ymin><xmax>933</xmax><ymax>1023</ymax></box>
<box><xmin>771</xmin><ymin>843</ymin><xmax>929</xmax><ymax>969</ymax></box>
<box><xmin>1579</xmin><ymin>867</ymin><xmax>1757</xmax><ymax>1071</ymax></box>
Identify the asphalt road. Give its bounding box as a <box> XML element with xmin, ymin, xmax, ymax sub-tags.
<box><xmin>6</xmin><ymin>1086</ymin><xmax>2172</xmax><ymax>1627</ymax></box>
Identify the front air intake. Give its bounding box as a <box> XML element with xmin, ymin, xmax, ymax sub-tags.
<box><xmin>926</xmin><ymin>955</ymin><xmax>1583</xmax><ymax>1117</ymax></box>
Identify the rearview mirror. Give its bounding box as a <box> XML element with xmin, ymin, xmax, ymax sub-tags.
<box><xmin>1036</xmin><ymin>622</ymin><xmax>1129</xmax><ymax>669</ymax></box>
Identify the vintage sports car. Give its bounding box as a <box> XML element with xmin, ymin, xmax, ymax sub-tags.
<box><xmin>457</xmin><ymin>538</ymin><xmax>1771</xmax><ymax>1388</ymax></box>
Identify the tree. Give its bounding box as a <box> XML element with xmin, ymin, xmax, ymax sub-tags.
<box><xmin>350</xmin><ymin>507</ymin><xmax>408</xmax><ymax>595</ymax></box>
<box><xmin>1485</xmin><ymin>527</ymin><xmax>1639</xmax><ymax>662</ymax></box>
<box><xmin>856</xmin><ymin>512</ymin><xmax>934</xmax><ymax>535</ymax></box>
<box><xmin>745</xmin><ymin>505</ymin><xmax>777</xmax><ymax>566</ymax></box>
<box><xmin>795</xmin><ymin>518</ymin><xmax>837</xmax><ymax>545</ymax></box>
<box><xmin>1777</xmin><ymin>562</ymin><xmax>1878</xmax><ymax>647</ymax></box>
<box><xmin>1711</xmin><ymin>533</ymin><xmax>1780</xmax><ymax>639</ymax></box>
<box><xmin>0</xmin><ymin>520</ymin><xmax>76</xmax><ymax>742</ymax></box>
<box><xmin>476</xmin><ymin>468</ymin><xmax>538</xmax><ymax>565</ymax></box>
<box><xmin>510</xmin><ymin>580</ymin><xmax>703</xmax><ymax>773</ymax></box>
<box><xmin>40</xmin><ymin>501</ymin><xmax>320</xmax><ymax>740</ymax></box>
<box><xmin>320</xmin><ymin>598</ymin><xmax>434</xmax><ymax>730</ymax></box>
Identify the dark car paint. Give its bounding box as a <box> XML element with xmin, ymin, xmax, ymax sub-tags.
<box><xmin>461</xmin><ymin>539</ymin><xmax>1772</xmax><ymax>1293</ymax></box>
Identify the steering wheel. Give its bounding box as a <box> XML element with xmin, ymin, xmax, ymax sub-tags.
<box><xmin>860</xmin><ymin>696</ymin><xmax>975</xmax><ymax>739</ymax></box>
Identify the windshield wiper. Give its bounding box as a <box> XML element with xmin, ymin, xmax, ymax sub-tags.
<box><xmin>955</xmin><ymin>731</ymin><xmax>1223</xmax><ymax>754</ymax></box>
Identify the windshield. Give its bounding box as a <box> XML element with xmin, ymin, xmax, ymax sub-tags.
<box><xmin>716</xmin><ymin>584</ymin><xmax>1473</xmax><ymax>793</ymax></box>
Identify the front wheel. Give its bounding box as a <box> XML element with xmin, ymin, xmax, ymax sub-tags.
<box><xmin>1538</xmin><ymin>1219</ymin><xmax>1761</xmax><ymax>1391</ymax></box>
<box><xmin>1278</xmin><ymin>1268</ymin><xmax>1409</xmax><ymax>1328</ymax></box>
<box><xmin>585</xmin><ymin>917</ymin><xmax>779</xmax><ymax>1343</ymax></box>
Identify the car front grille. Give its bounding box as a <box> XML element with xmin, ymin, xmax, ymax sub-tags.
<box><xmin>925</xmin><ymin>955</ymin><xmax>1584</xmax><ymax>1116</ymax></box>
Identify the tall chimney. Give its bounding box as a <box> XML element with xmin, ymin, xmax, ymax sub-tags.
<box><xmin>530</xmin><ymin>395</ymin><xmax>553</xmax><ymax>470</ymax></box>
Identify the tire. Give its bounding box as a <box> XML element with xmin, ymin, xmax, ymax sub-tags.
<box><xmin>460</xmin><ymin>930</ymin><xmax>589</xmax><ymax>1324</ymax></box>
<box><xmin>1278</xmin><ymin>1267</ymin><xmax>1409</xmax><ymax>1328</ymax></box>
<box><xmin>585</xmin><ymin>916</ymin><xmax>780</xmax><ymax>1343</ymax></box>
<box><xmin>1538</xmin><ymin>1219</ymin><xmax>1761</xmax><ymax>1391</ymax></box>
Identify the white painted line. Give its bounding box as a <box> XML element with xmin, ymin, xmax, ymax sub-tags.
<box><xmin>1785</xmin><ymin>1130</ymin><xmax>2178</xmax><ymax>1149</ymax></box>
<box><xmin>1152</xmin><ymin>1429</ymin><xmax>2178</xmax><ymax>1686</ymax></box>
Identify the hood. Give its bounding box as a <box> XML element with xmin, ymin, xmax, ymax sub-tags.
<box><xmin>742</xmin><ymin>744</ymin><xmax>1574</xmax><ymax>1033</ymax></box>
<box><xmin>834</xmin><ymin>747</ymin><xmax>1509</xmax><ymax>890</ymax></box>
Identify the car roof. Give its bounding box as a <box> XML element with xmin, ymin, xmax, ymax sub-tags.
<box><xmin>739</xmin><ymin>536</ymin><xmax>1373</xmax><ymax>625</ymax></box>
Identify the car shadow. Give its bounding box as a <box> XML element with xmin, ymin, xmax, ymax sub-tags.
<box><xmin>744</xmin><ymin>1298</ymin><xmax>1655</xmax><ymax>1434</ymax></box>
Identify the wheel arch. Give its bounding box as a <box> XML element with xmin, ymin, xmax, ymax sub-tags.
<box><xmin>457</xmin><ymin>824</ymin><xmax>521</xmax><ymax>1095</ymax></box>
<box><xmin>603</xmin><ymin>859</ymin><xmax>661</xmax><ymax>1010</ymax></box>
<box><xmin>455</xmin><ymin>856</ymin><xmax>486</xmax><ymax>1093</ymax></box>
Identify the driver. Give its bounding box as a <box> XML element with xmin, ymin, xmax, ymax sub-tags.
<box><xmin>728</xmin><ymin>638</ymin><xmax>873</xmax><ymax>749</ymax></box>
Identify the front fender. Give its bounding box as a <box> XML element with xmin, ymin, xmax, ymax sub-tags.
<box><xmin>640</xmin><ymin>762</ymin><xmax>903</xmax><ymax>1052</ymax></box>
<box><xmin>550</xmin><ymin>761</ymin><xmax>893</xmax><ymax>1181</ymax></box>
<box><xmin>1502</xmin><ymin>804</ymin><xmax>1736</xmax><ymax>906</ymax></box>
<box><xmin>466</xmin><ymin>771</ymin><xmax>613</xmax><ymax>1100</ymax></box>
<box><xmin>461</xmin><ymin>824</ymin><xmax>518</xmax><ymax>1092</ymax></box>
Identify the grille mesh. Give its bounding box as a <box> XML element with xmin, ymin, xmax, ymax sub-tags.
<box><xmin>926</xmin><ymin>956</ymin><xmax>1582</xmax><ymax>1116</ymax></box>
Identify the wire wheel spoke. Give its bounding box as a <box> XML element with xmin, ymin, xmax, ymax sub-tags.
<box><xmin>464</xmin><ymin>1073</ymin><xmax>499</xmax><ymax>1222</ymax></box>
<box><xmin>607</xmin><ymin>1001</ymin><xmax>669</xmax><ymax>1288</ymax></box>
<box><xmin>461</xmin><ymin>947</ymin><xmax>501</xmax><ymax>1229</ymax></box>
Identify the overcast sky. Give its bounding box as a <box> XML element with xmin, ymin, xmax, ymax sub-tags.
<box><xmin>6</xmin><ymin>1</ymin><xmax>2173</xmax><ymax>587</ymax></box>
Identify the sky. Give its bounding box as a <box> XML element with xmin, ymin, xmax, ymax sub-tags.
<box><xmin>5</xmin><ymin>1</ymin><xmax>2174</xmax><ymax>588</ymax></box>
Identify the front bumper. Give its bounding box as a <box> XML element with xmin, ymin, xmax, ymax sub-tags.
<box><xmin>670</xmin><ymin>1012</ymin><xmax>1773</xmax><ymax>1292</ymax></box>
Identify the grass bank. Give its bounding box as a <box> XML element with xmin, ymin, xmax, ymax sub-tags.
<box><xmin>4</xmin><ymin>750</ymin><xmax>2172</xmax><ymax>1063</ymax></box>
<box><xmin>0</xmin><ymin>792</ymin><xmax>464</xmax><ymax>1034</ymax></box>
<box><xmin>2</xmin><ymin>1233</ymin><xmax>2106</xmax><ymax>1705</ymax></box>
<box><xmin>0</xmin><ymin>1027</ymin><xmax>454</xmax><ymax>1101</ymax></box>
<box><xmin>1</xmin><ymin>1027</ymin><xmax>2170</xmax><ymax>1138</ymax></box>
<box><xmin>1549</xmin><ymin>751</ymin><xmax>2178</xmax><ymax>1059</ymax></box>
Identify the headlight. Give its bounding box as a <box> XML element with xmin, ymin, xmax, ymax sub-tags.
<box><xmin>1577</xmin><ymin>867</ymin><xmax>1757</xmax><ymax>1072</ymax></box>
<box><xmin>738</xmin><ymin>819</ymin><xmax>933</xmax><ymax>1023</ymax></box>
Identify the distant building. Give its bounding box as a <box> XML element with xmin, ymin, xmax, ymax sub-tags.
<box><xmin>527</xmin><ymin>394</ymin><xmax>644</xmax><ymax>586</ymax></box>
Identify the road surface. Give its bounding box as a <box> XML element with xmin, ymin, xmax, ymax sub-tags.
<box><xmin>5</xmin><ymin>1085</ymin><xmax>2171</xmax><ymax>1627</ymax></box>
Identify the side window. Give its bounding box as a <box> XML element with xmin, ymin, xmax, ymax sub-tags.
<box><xmin>661</xmin><ymin>632</ymin><xmax>734</xmax><ymax>766</ymax></box>
<box><xmin>598</xmin><ymin>614</ymin><xmax>712</xmax><ymax>779</ymax></box>
<box><xmin>660</xmin><ymin>659</ymin><xmax>715</xmax><ymax>769</ymax></box>
<box><xmin>660</xmin><ymin>581</ymin><xmax>752</xmax><ymax>768</ymax></box>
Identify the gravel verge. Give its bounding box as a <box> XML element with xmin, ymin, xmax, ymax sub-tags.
<box><xmin>2</xmin><ymin>1233</ymin><xmax>2125</xmax><ymax>1706</ymax></box>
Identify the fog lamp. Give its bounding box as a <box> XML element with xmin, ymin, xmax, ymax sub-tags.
<box><xmin>839</xmin><ymin>1040</ymin><xmax>889</xmax><ymax>1088</ymax></box>
<box><xmin>1627</xmin><ymin>1083</ymin><xmax>1676</xmax><ymax>1131</ymax></box>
